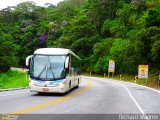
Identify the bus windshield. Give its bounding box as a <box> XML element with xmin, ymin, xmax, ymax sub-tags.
<box><xmin>30</xmin><ymin>55</ymin><xmax>66</xmax><ymax>80</ymax></box>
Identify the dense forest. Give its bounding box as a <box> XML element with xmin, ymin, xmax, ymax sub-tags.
<box><xmin>0</xmin><ymin>0</ymin><xmax>160</xmax><ymax>75</ymax></box>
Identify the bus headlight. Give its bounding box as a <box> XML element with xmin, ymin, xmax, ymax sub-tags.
<box><xmin>60</xmin><ymin>82</ymin><xmax>65</xmax><ymax>86</ymax></box>
<box><xmin>60</xmin><ymin>80</ymin><xmax>67</xmax><ymax>86</ymax></box>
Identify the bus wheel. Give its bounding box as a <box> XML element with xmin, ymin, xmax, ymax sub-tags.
<box><xmin>67</xmin><ymin>81</ymin><xmax>71</xmax><ymax>94</ymax></box>
<box><xmin>38</xmin><ymin>92</ymin><xmax>43</xmax><ymax>95</ymax></box>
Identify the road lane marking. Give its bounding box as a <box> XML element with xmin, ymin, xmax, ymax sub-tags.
<box><xmin>123</xmin><ymin>85</ymin><xmax>145</xmax><ymax>114</ymax></box>
<box><xmin>123</xmin><ymin>85</ymin><xmax>150</xmax><ymax>120</ymax></box>
<box><xmin>108</xmin><ymin>78</ymin><xmax>160</xmax><ymax>94</ymax></box>
<box><xmin>0</xmin><ymin>91</ymin><xmax>29</xmax><ymax>97</ymax></box>
<box><xmin>86</xmin><ymin>75</ymin><xmax>160</xmax><ymax>94</ymax></box>
<box><xmin>10</xmin><ymin>80</ymin><xmax>93</xmax><ymax>114</ymax></box>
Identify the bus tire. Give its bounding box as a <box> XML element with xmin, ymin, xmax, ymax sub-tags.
<box><xmin>38</xmin><ymin>92</ymin><xmax>43</xmax><ymax>95</ymax></box>
<box><xmin>77</xmin><ymin>79</ymin><xmax>79</xmax><ymax>88</ymax></box>
<box><xmin>67</xmin><ymin>81</ymin><xmax>71</xmax><ymax>94</ymax></box>
<box><xmin>76</xmin><ymin>79</ymin><xmax>79</xmax><ymax>88</ymax></box>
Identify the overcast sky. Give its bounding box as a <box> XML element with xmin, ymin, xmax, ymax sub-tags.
<box><xmin>0</xmin><ymin>0</ymin><xmax>63</xmax><ymax>10</ymax></box>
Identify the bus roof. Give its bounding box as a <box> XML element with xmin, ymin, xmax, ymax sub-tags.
<box><xmin>34</xmin><ymin>48</ymin><xmax>81</xmax><ymax>60</ymax></box>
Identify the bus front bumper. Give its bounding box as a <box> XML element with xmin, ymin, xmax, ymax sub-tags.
<box><xmin>29</xmin><ymin>84</ymin><xmax>68</xmax><ymax>93</ymax></box>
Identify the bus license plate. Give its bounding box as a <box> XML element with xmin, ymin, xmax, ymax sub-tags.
<box><xmin>42</xmin><ymin>88</ymin><xmax>49</xmax><ymax>92</ymax></box>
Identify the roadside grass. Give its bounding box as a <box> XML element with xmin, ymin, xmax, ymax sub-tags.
<box><xmin>113</xmin><ymin>73</ymin><xmax>160</xmax><ymax>90</ymax></box>
<box><xmin>0</xmin><ymin>70</ymin><xmax>28</xmax><ymax>89</ymax></box>
<box><xmin>82</xmin><ymin>71</ymin><xmax>160</xmax><ymax>90</ymax></box>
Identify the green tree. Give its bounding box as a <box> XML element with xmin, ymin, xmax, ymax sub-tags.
<box><xmin>110</xmin><ymin>38</ymin><xmax>129</xmax><ymax>73</ymax></box>
<box><xmin>0</xmin><ymin>32</ymin><xmax>19</xmax><ymax>72</ymax></box>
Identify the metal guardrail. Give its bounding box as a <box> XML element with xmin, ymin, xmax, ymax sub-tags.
<box><xmin>10</xmin><ymin>67</ymin><xmax>28</xmax><ymax>72</ymax></box>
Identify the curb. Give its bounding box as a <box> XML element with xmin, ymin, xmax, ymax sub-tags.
<box><xmin>0</xmin><ymin>87</ymin><xmax>29</xmax><ymax>92</ymax></box>
<box><xmin>110</xmin><ymin>79</ymin><xmax>160</xmax><ymax>93</ymax></box>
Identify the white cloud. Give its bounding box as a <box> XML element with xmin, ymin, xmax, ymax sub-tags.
<box><xmin>0</xmin><ymin>0</ymin><xmax>63</xmax><ymax>10</ymax></box>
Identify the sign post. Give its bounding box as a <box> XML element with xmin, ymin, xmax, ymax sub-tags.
<box><xmin>134</xmin><ymin>75</ymin><xmax>138</xmax><ymax>84</ymax></box>
<box><xmin>108</xmin><ymin>59</ymin><xmax>115</xmax><ymax>78</ymax></box>
<box><xmin>90</xmin><ymin>72</ymin><xmax>92</xmax><ymax>76</ymax></box>
<box><xmin>120</xmin><ymin>74</ymin><xmax>122</xmax><ymax>80</ymax></box>
<box><xmin>138</xmin><ymin>65</ymin><xmax>148</xmax><ymax>85</ymax></box>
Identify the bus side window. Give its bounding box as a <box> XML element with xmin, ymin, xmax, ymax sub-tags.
<box><xmin>65</xmin><ymin>63</ymin><xmax>71</xmax><ymax>75</ymax></box>
<box><xmin>71</xmin><ymin>68</ymin><xmax>74</xmax><ymax>75</ymax></box>
<box><xmin>65</xmin><ymin>67</ymin><xmax>69</xmax><ymax>75</ymax></box>
<box><xmin>69</xmin><ymin>67</ymin><xmax>74</xmax><ymax>75</ymax></box>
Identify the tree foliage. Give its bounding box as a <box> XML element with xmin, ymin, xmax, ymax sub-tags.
<box><xmin>0</xmin><ymin>0</ymin><xmax>160</xmax><ymax>74</ymax></box>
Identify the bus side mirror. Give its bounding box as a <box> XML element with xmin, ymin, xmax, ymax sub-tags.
<box><xmin>65</xmin><ymin>56</ymin><xmax>69</xmax><ymax>68</ymax></box>
<box><xmin>26</xmin><ymin>55</ymin><xmax>33</xmax><ymax>67</ymax></box>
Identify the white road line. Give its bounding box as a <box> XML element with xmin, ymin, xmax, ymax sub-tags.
<box><xmin>134</xmin><ymin>84</ymin><xmax>160</xmax><ymax>94</ymax></box>
<box><xmin>123</xmin><ymin>85</ymin><xmax>145</xmax><ymax>114</ymax></box>
<box><xmin>108</xmin><ymin>78</ymin><xmax>160</xmax><ymax>94</ymax></box>
<box><xmin>85</xmin><ymin>76</ymin><xmax>160</xmax><ymax>94</ymax></box>
<box><xmin>123</xmin><ymin>85</ymin><xmax>150</xmax><ymax>120</ymax></box>
<box><xmin>0</xmin><ymin>91</ymin><xmax>29</xmax><ymax>97</ymax></box>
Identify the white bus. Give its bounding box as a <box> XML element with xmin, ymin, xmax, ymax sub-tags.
<box><xmin>26</xmin><ymin>48</ymin><xmax>81</xmax><ymax>93</ymax></box>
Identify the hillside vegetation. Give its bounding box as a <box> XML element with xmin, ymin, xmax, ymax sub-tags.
<box><xmin>0</xmin><ymin>0</ymin><xmax>160</xmax><ymax>77</ymax></box>
<box><xmin>0</xmin><ymin>70</ymin><xmax>28</xmax><ymax>89</ymax></box>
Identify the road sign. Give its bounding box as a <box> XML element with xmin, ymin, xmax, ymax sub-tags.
<box><xmin>108</xmin><ymin>60</ymin><xmax>115</xmax><ymax>73</ymax></box>
<box><xmin>138</xmin><ymin>65</ymin><xmax>148</xmax><ymax>79</ymax></box>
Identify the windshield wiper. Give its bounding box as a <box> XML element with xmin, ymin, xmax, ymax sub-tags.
<box><xmin>37</xmin><ymin>64</ymin><xmax>47</xmax><ymax>79</ymax></box>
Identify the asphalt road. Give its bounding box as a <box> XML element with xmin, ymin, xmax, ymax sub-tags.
<box><xmin>0</xmin><ymin>76</ymin><xmax>160</xmax><ymax>120</ymax></box>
